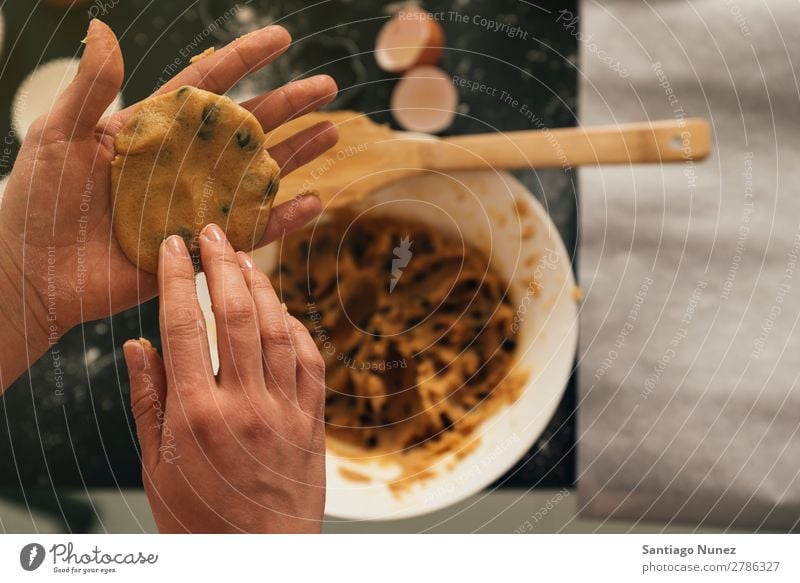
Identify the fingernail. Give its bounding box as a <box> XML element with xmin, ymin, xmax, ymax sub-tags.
<box><xmin>123</xmin><ymin>339</ymin><xmax>146</xmax><ymax>371</ymax></box>
<box><xmin>164</xmin><ymin>235</ymin><xmax>189</xmax><ymax>257</ymax></box>
<box><xmin>236</xmin><ymin>251</ymin><xmax>255</xmax><ymax>270</ymax></box>
<box><xmin>82</xmin><ymin>18</ymin><xmax>99</xmax><ymax>44</ymax></box>
<box><xmin>201</xmin><ymin>223</ymin><xmax>224</xmax><ymax>243</ymax></box>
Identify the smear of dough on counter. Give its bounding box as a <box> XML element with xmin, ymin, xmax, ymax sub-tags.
<box><xmin>271</xmin><ymin>211</ymin><xmax>528</xmax><ymax>493</ymax></box>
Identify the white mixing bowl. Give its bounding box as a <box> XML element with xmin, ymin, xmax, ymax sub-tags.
<box><xmin>254</xmin><ymin>169</ymin><xmax>578</xmax><ymax>521</ymax></box>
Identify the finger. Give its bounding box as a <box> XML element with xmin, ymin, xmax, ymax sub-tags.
<box><xmin>107</xmin><ymin>25</ymin><xmax>291</xmax><ymax>129</ymax></box>
<box><xmin>257</xmin><ymin>193</ymin><xmax>322</xmax><ymax>247</ymax></box>
<box><xmin>236</xmin><ymin>251</ymin><xmax>297</xmax><ymax>402</ymax></box>
<box><xmin>199</xmin><ymin>224</ymin><xmax>264</xmax><ymax>388</ymax></box>
<box><xmin>48</xmin><ymin>19</ymin><xmax>123</xmax><ymax>139</ymax></box>
<box><xmin>268</xmin><ymin>121</ymin><xmax>339</xmax><ymax>177</ymax></box>
<box><xmin>124</xmin><ymin>338</ymin><xmax>167</xmax><ymax>471</ymax></box>
<box><xmin>160</xmin><ymin>25</ymin><xmax>291</xmax><ymax>96</ymax></box>
<box><xmin>288</xmin><ymin>318</ymin><xmax>326</xmax><ymax>418</ymax></box>
<box><xmin>158</xmin><ymin>235</ymin><xmax>213</xmax><ymax>392</ymax></box>
<box><xmin>241</xmin><ymin>75</ymin><xmax>338</xmax><ymax>132</ymax></box>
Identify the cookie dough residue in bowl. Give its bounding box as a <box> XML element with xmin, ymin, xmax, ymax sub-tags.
<box><xmin>272</xmin><ymin>212</ymin><xmax>528</xmax><ymax>493</ymax></box>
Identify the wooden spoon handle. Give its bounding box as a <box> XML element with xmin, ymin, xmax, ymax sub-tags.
<box><xmin>425</xmin><ymin>118</ymin><xmax>711</xmax><ymax>170</ymax></box>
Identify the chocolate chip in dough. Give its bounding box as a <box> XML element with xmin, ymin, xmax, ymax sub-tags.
<box><xmin>235</xmin><ymin>129</ymin><xmax>257</xmax><ymax>151</ymax></box>
<box><xmin>199</xmin><ymin>104</ymin><xmax>219</xmax><ymax>140</ymax></box>
<box><xmin>439</xmin><ymin>412</ymin><xmax>453</xmax><ymax>431</ymax></box>
<box><xmin>264</xmin><ymin>178</ymin><xmax>280</xmax><ymax>200</ymax></box>
<box><xmin>175</xmin><ymin>226</ymin><xmax>197</xmax><ymax>250</ymax></box>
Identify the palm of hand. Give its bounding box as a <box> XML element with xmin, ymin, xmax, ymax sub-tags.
<box><xmin>2</xmin><ymin>121</ymin><xmax>152</xmax><ymax>331</ymax></box>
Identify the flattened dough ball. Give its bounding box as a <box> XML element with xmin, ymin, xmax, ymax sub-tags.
<box><xmin>111</xmin><ymin>86</ymin><xmax>281</xmax><ymax>273</ymax></box>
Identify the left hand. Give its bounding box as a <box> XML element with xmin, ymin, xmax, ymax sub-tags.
<box><xmin>0</xmin><ymin>19</ymin><xmax>337</xmax><ymax>389</ymax></box>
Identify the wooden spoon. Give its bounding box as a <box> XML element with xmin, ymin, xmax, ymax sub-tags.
<box><xmin>265</xmin><ymin>111</ymin><xmax>711</xmax><ymax>207</ymax></box>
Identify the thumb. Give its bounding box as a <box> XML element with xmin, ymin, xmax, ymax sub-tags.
<box><xmin>124</xmin><ymin>338</ymin><xmax>167</xmax><ymax>472</ymax></box>
<box><xmin>51</xmin><ymin>18</ymin><xmax>124</xmax><ymax>138</ymax></box>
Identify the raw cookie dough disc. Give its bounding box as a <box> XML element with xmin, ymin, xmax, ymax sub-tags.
<box><xmin>111</xmin><ymin>86</ymin><xmax>281</xmax><ymax>273</ymax></box>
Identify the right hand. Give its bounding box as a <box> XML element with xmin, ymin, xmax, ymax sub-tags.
<box><xmin>123</xmin><ymin>224</ymin><xmax>326</xmax><ymax>533</ymax></box>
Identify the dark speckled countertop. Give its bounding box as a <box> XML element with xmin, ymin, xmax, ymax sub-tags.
<box><xmin>0</xmin><ymin>0</ymin><xmax>577</xmax><ymax>519</ymax></box>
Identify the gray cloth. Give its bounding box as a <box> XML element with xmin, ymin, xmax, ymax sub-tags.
<box><xmin>577</xmin><ymin>0</ymin><xmax>800</xmax><ymax>530</ymax></box>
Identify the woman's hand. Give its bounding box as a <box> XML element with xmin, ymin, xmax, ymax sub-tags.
<box><xmin>123</xmin><ymin>225</ymin><xmax>326</xmax><ymax>533</ymax></box>
<box><xmin>0</xmin><ymin>19</ymin><xmax>337</xmax><ymax>390</ymax></box>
